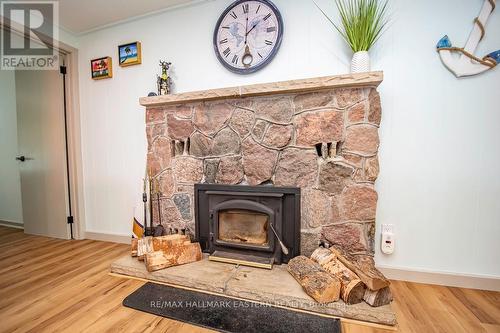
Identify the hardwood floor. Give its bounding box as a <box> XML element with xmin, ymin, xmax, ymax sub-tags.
<box><xmin>0</xmin><ymin>226</ymin><xmax>498</xmax><ymax>333</ymax></box>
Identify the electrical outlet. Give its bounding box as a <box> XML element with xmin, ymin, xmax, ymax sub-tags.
<box><xmin>381</xmin><ymin>224</ymin><xmax>395</xmax><ymax>254</ymax></box>
<box><xmin>381</xmin><ymin>224</ymin><xmax>394</xmax><ymax>234</ymax></box>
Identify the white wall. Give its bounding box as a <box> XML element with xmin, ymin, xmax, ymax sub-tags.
<box><xmin>77</xmin><ymin>0</ymin><xmax>500</xmax><ymax>278</ymax></box>
<box><xmin>374</xmin><ymin>0</ymin><xmax>500</xmax><ymax>279</ymax></box>
<box><xmin>0</xmin><ymin>70</ymin><xmax>24</xmax><ymax>225</ymax></box>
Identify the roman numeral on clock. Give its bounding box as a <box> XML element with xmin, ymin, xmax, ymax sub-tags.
<box><xmin>263</xmin><ymin>13</ymin><xmax>272</xmax><ymax>21</ymax></box>
<box><xmin>242</xmin><ymin>4</ymin><xmax>249</xmax><ymax>14</ymax></box>
<box><xmin>256</xmin><ymin>4</ymin><xmax>261</xmax><ymax>13</ymax></box>
<box><xmin>232</xmin><ymin>55</ymin><xmax>239</xmax><ymax>64</ymax></box>
<box><xmin>267</xmin><ymin>26</ymin><xmax>276</xmax><ymax>33</ymax></box>
<box><xmin>230</xmin><ymin>11</ymin><xmax>237</xmax><ymax>19</ymax></box>
<box><xmin>223</xmin><ymin>47</ymin><xmax>231</xmax><ymax>57</ymax></box>
<box><xmin>265</xmin><ymin>40</ymin><xmax>273</xmax><ymax>45</ymax></box>
<box><xmin>219</xmin><ymin>38</ymin><xmax>228</xmax><ymax>44</ymax></box>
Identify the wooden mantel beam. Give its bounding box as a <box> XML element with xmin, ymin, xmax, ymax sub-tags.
<box><xmin>139</xmin><ymin>71</ymin><xmax>383</xmax><ymax>107</ymax></box>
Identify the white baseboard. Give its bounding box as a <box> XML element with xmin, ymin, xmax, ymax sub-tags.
<box><xmin>85</xmin><ymin>231</ymin><xmax>130</xmax><ymax>244</ymax></box>
<box><xmin>0</xmin><ymin>219</ymin><xmax>24</xmax><ymax>229</ymax></box>
<box><xmin>378</xmin><ymin>265</ymin><xmax>500</xmax><ymax>292</ymax></box>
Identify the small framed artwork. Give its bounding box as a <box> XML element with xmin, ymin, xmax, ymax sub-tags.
<box><xmin>118</xmin><ymin>41</ymin><xmax>141</xmax><ymax>67</ymax></box>
<box><xmin>91</xmin><ymin>56</ymin><xmax>113</xmax><ymax>80</ymax></box>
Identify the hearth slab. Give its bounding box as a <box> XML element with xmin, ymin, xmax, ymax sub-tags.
<box><xmin>111</xmin><ymin>255</ymin><xmax>397</xmax><ymax>326</ymax></box>
<box><xmin>111</xmin><ymin>255</ymin><xmax>236</xmax><ymax>294</ymax></box>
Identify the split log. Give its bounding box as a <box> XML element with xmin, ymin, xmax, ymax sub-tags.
<box><xmin>137</xmin><ymin>236</ymin><xmax>154</xmax><ymax>261</ymax></box>
<box><xmin>287</xmin><ymin>255</ymin><xmax>341</xmax><ymax>303</ymax></box>
<box><xmin>152</xmin><ymin>234</ymin><xmax>190</xmax><ymax>252</ymax></box>
<box><xmin>330</xmin><ymin>247</ymin><xmax>389</xmax><ymax>291</ymax></box>
<box><xmin>311</xmin><ymin>248</ymin><xmax>366</xmax><ymax>305</ymax></box>
<box><xmin>363</xmin><ymin>286</ymin><xmax>393</xmax><ymax>307</ymax></box>
<box><xmin>131</xmin><ymin>238</ymin><xmax>138</xmax><ymax>257</ymax></box>
<box><xmin>145</xmin><ymin>241</ymin><xmax>202</xmax><ymax>272</ymax></box>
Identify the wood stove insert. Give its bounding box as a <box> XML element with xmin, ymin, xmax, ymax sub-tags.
<box><xmin>194</xmin><ymin>184</ymin><xmax>300</xmax><ymax>269</ymax></box>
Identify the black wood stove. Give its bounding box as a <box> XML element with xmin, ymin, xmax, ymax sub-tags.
<box><xmin>194</xmin><ymin>184</ymin><xmax>301</xmax><ymax>269</ymax></box>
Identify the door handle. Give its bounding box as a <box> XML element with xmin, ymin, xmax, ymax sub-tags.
<box><xmin>16</xmin><ymin>156</ymin><xmax>33</xmax><ymax>162</ymax></box>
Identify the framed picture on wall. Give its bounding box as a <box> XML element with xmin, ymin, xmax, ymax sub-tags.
<box><xmin>118</xmin><ymin>41</ymin><xmax>142</xmax><ymax>67</ymax></box>
<box><xmin>91</xmin><ymin>56</ymin><xmax>113</xmax><ymax>79</ymax></box>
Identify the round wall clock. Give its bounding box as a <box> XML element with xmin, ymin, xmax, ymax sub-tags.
<box><xmin>213</xmin><ymin>0</ymin><xmax>284</xmax><ymax>74</ymax></box>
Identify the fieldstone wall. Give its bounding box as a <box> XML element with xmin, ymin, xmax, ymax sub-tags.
<box><xmin>145</xmin><ymin>86</ymin><xmax>382</xmax><ymax>256</ymax></box>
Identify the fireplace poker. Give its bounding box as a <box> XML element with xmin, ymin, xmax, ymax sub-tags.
<box><xmin>142</xmin><ymin>170</ymin><xmax>148</xmax><ymax>236</ymax></box>
<box><xmin>269</xmin><ymin>223</ymin><xmax>289</xmax><ymax>255</ymax></box>
<box><xmin>148</xmin><ymin>174</ymin><xmax>154</xmax><ymax>236</ymax></box>
<box><xmin>153</xmin><ymin>178</ymin><xmax>165</xmax><ymax>236</ymax></box>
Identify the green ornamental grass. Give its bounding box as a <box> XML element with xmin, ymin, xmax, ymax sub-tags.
<box><xmin>315</xmin><ymin>0</ymin><xmax>389</xmax><ymax>52</ymax></box>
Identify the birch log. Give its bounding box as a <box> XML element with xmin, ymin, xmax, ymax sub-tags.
<box><xmin>287</xmin><ymin>255</ymin><xmax>341</xmax><ymax>303</ymax></box>
<box><xmin>311</xmin><ymin>248</ymin><xmax>366</xmax><ymax>304</ymax></box>
<box><xmin>152</xmin><ymin>234</ymin><xmax>190</xmax><ymax>252</ymax></box>
<box><xmin>330</xmin><ymin>247</ymin><xmax>389</xmax><ymax>291</ymax></box>
<box><xmin>363</xmin><ymin>286</ymin><xmax>393</xmax><ymax>307</ymax></box>
<box><xmin>145</xmin><ymin>241</ymin><xmax>202</xmax><ymax>272</ymax></box>
<box><xmin>137</xmin><ymin>236</ymin><xmax>154</xmax><ymax>261</ymax></box>
<box><xmin>131</xmin><ymin>238</ymin><xmax>138</xmax><ymax>257</ymax></box>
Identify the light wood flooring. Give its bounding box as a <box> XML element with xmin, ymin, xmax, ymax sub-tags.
<box><xmin>0</xmin><ymin>226</ymin><xmax>499</xmax><ymax>333</ymax></box>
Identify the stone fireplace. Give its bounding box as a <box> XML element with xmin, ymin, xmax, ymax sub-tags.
<box><xmin>143</xmin><ymin>72</ymin><xmax>383</xmax><ymax>259</ymax></box>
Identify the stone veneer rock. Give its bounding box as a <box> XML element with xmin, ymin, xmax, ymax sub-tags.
<box><xmin>143</xmin><ymin>73</ymin><xmax>383</xmax><ymax>257</ymax></box>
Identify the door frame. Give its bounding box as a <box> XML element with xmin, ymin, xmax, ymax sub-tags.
<box><xmin>1</xmin><ymin>20</ymin><xmax>86</xmax><ymax>240</ymax></box>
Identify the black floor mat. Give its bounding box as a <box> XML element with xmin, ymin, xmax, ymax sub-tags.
<box><xmin>123</xmin><ymin>282</ymin><xmax>341</xmax><ymax>333</ymax></box>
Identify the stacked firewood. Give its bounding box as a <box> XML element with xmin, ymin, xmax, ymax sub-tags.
<box><xmin>287</xmin><ymin>247</ymin><xmax>392</xmax><ymax>307</ymax></box>
<box><xmin>131</xmin><ymin>234</ymin><xmax>202</xmax><ymax>272</ymax></box>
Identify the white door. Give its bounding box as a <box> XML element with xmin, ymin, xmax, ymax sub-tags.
<box><xmin>15</xmin><ymin>61</ymin><xmax>70</xmax><ymax>239</ymax></box>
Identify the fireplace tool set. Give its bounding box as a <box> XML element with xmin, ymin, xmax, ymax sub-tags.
<box><xmin>142</xmin><ymin>171</ymin><xmax>183</xmax><ymax>237</ymax></box>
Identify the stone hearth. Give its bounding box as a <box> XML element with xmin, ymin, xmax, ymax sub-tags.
<box><xmin>111</xmin><ymin>255</ymin><xmax>396</xmax><ymax>326</ymax></box>
<box><xmin>142</xmin><ymin>72</ymin><xmax>383</xmax><ymax>257</ymax></box>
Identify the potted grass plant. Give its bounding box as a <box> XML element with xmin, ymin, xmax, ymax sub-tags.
<box><xmin>315</xmin><ymin>0</ymin><xmax>389</xmax><ymax>73</ymax></box>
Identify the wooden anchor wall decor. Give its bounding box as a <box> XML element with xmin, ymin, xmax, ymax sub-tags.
<box><xmin>437</xmin><ymin>0</ymin><xmax>500</xmax><ymax>77</ymax></box>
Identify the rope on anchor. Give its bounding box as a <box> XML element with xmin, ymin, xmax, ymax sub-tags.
<box><xmin>438</xmin><ymin>47</ymin><xmax>497</xmax><ymax>68</ymax></box>
<box><xmin>474</xmin><ymin>17</ymin><xmax>486</xmax><ymax>41</ymax></box>
<box><xmin>439</xmin><ymin>0</ymin><xmax>497</xmax><ymax>67</ymax></box>
<box><xmin>474</xmin><ymin>0</ymin><xmax>496</xmax><ymax>41</ymax></box>
<box><xmin>488</xmin><ymin>0</ymin><xmax>496</xmax><ymax>11</ymax></box>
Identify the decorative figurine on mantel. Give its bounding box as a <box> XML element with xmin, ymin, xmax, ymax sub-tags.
<box><xmin>157</xmin><ymin>60</ymin><xmax>173</xmax><ymax>95</ymax></box>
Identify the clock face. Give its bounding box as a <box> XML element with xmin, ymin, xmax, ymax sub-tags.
<box><xmin>213</xmin><ymin>0</ymin><xmax>283</xmax><ymax>74</ymax></box>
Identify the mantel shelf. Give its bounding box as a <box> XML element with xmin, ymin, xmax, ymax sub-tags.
<box><xmin>140</xmin><ymin>71</ymin><xmax>383</xmax><ymax>107</ymax></box>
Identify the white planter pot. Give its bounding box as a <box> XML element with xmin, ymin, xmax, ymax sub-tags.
<box><xmin>350</xmin><ymin>51</ymin><xmax>370</xmax><ymax>73</ymax></box>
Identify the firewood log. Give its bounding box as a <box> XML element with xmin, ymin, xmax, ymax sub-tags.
<box><xmin>137</xmin><ymin>236</ymin><xmax>154</xmax><ymax>261</ymax></box>
<box><xmin>152</xmin><ymin>234</ymin><xmax>190</xmax><ymax>252</ymax></box>
<box><xmin>330</xmin><ymin>247</ymin><xmax>389</xmax><ymax>291</ymax></box>
<box><xmin>363</xmin><ymin>286</ymin><xmax>393</xmax><ymax>307</ymax></box>
<box><xmin>310</xmin><ymin>248</ymin><xmax>366</xmax><ymax>304</ymax></box>
<box><xmin>287</xmin><ymin>255</ymin><xmax>341</xmax><ymax>303</ymax></box>
<box><xmin>145</xmin><ymin>241</ymin><xmax>202</xmax><ymax>272</ymax></box>
<box><xmin>131</xmin><ymin>238</ymin><xmax>138</xmax><ymax>257</ymax></box>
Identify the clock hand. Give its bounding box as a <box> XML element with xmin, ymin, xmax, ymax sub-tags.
<box><xmin>245</xmin><ymin>15</ymin><xmax>249</xmax><ymax>44</ymax></box>
<box><xmin>246</xmin><ymin>21</ymin><xmax>260</xmax><ymax>36</ymax></box>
